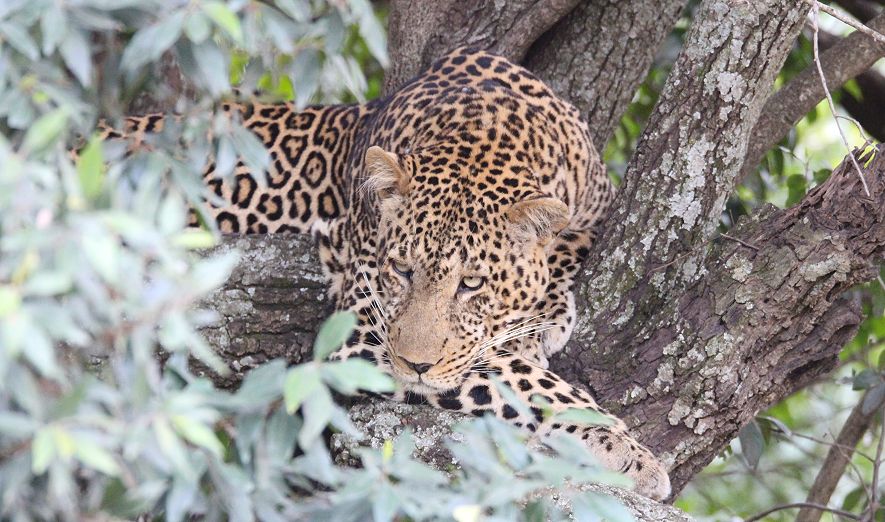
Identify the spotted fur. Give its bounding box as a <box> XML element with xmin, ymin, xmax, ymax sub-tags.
<box><xmin>107</xmin><ymin>48</ymin><xmax>670</xmax><ymax>500</ymax></box>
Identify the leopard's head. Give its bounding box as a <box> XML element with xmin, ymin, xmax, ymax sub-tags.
<box><xmin>364</xmin><ymin>144</ymin><xmax>569</xmax><ymax>393</ymax></box>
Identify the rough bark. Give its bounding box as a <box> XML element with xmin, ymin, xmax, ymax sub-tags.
<box><xmin>383</xmin><ymin>0</ymin><xmax>581</xmax><ymax>94</ymax></box>
<box><xmin>740</xmin><ymin>10</ymin><xmax>885</xmax><ymax>180</ymax></box>
<box><xmin>195</xmin><ymin>235</ymin><xmax>331</xmax><ymax>389</ymax></box>
<box><xmin>524</xmin><ymin>0</ymin><xmax>688</xmax><ymax>148</ymax></box>
<box><xmin>384</xmin><ymin>0</ymin><xmax>684</xmax><ymax>149</ymax></box>
<box><xmin>561</xmin><ymin>147</ymin><xmax>882</xmax><ymax>493</ymax></box>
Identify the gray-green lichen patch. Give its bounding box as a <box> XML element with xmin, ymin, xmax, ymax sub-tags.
<box><xmin>798</xmin><ymin>253</ymin><xmax>850</xmax><ymax>282</ymax></box>
<box><xmin>725</xmin><ymin>254</ymin><xmax>752</xmax><ymax>283</ymax></box>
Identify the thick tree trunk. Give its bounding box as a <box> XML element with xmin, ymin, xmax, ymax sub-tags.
<box><xmin>524</xmin><ymin>0</ymin><xmax>687</xmax><ymax>148</ymax></box>
<box><xmin>189</xmin><ymin>0</ymin><xmax>885</xmax><ymax>504</ymax></box>
<box><xmin>383</xmin><ymin>0</ymin><xmax>582</xmax><ymax>94</ymax></box>
<box><xmin>562</xmin><ymin>148</ymin><xmax>882</xmax><ymax>492</ymax></box>
<box><xmin>385</xmin><ymin>0</ymin><xmax>686</xmax><ymax>149</ymax></box>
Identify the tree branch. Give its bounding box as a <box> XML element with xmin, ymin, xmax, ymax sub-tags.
<box><xmin>741</xmin><ymin>10</ymin><xmax>885</xmax><ymax>180</ymax></box>
<box><xmin>747</xmin><ymin>501</ymin><xmax>861</xmax><ymax>521</ymax></box>
<box><xmin>383</xmin><ymin>0</ymin><xmax>686</xmax><ymax>150</ymax></box>
<box><xmin>524</xmin><ymin>0</ymin><xmax>688</xmax><ymax>148</ymax></box>
<box><xmin>557</xmin><ymin>145</ymin><xmax>884</xmax><ymax>493</ymax></box>
<box><xmin>835</xmin><ymin>0</ymin><xmax>882</xmax><ymax>22</ymax></box>
<box><xmin>571</xmin><ymin>0</ymin><xmax>809</xmax><ymax>333</ymax></box>
<box><xmin>797</xmin><ymin>392</ymin><xmax>878</xmax><ymax>522</ymax></box>
<box><xmin>818</xmin><ymin>25</ymin><xmax>885</xmax><ymax>142</ymax></box>
<box><xmin>383</xmin><ymin>0</ymin><xmax>580</xmax><ymax>94</ymax></box>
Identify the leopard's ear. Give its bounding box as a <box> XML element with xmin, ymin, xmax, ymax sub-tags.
<box><xmin>364</xmin><ymin>146</ymin><xmax>409</xmax><ymax>198</ymax></box>
<box><xmin>507</xmin><ymin>197</ymin><xmax>570</xmax><ymax>243</ymax></box>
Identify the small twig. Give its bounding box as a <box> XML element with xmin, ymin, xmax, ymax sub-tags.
<box><xmin>719</xmin><ymin>232</ymin><xmax>759</xmax><ymax>251</ymax></box>
<box><xmin>789</xmin><ymin>430</ymin><xmax>876</xmax><ymax>464</ymax></box>
<box><xmin>866</xmin><ymin>417</ymin><xmax>885</xmax><ymax>521</ymax></box>
<box><xmin>797</xmin><ymin>392</ymin><xmax>878</xmax><ymax>522</ymax></box>
<box><xmin>808</xmin><ymin>1</ymin><xmax>873</xmax><ymax>197</ymax></box>
<box><xmin>802</xmin><ymin>0</ymin><xmax>885</xmax><ymax>46</ymax></box>
<box><xmin>746</xmin><ymin>501</ymin><xmax>862</xmax><ymax>521</ymax></box>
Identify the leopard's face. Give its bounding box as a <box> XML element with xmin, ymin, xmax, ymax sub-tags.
<box><xmin>365</xmin><ymin>145</ymin><xmax>569</xmax><ymax>392</ymax></box>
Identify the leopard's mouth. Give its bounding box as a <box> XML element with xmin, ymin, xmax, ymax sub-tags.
<box><xmin>385</xmin><ymin>353</ymin><xmax>462</xmax><ymax>394</ymax></box>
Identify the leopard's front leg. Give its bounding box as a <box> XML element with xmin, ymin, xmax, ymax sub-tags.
<box><xmin>512</xmin><ymin>229</ymin><xmax>593</xmax><ymax>368</ymax></box>
<box><xmin>423</xmin><ymin>352</ymin><xmax>671</xmax><ymax>501</ymax></box>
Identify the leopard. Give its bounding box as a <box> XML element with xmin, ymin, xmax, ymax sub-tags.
<box><xmin>105</xmin><ymin>47</ymin><xmax>671</xmax><ymax>500</ymax></box>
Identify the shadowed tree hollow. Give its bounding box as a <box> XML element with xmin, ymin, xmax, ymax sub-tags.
<box><xmin>194</xmin><ymin>0</ymin><xmax>885</xmax><ymax>501</ymax></box>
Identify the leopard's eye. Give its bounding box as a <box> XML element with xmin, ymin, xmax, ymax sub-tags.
<box><xmin>391</xmin><ymin>259</ymin><xmax>413</xmax><ymax>279</ymax></box>
<box><xmin>459</xmin><ymin>276</ymin><xmax>485</xmax><ymax>292</ymax></box>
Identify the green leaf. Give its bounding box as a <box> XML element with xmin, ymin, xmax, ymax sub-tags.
<box><xmin>351</xmin><ymin>0</ymin><xmax>388</xmax><ymax>67</ymax></box>
<box><xmin>22</xmin><ymin>108</ymin><xmax>68</xmax><ymax>154</ymax></box>
<box><xmin>785</xmin><ymin>174</ymin><xmax>807</xmax><ymax>207</ymax></box>
<box><xmin>172</xmin><ymin>414</ymin><xmax>224</xmax><ymax>457</ymax></box>
<box><xmin>553</xmin><ymin>408</ymin><xmax>615</xmax><ymax>427</ymax></box>
<box><xmin>171</xmin><ymin>229</ymin><xmax>217</xmax><ymax>249</ymax></box>
<box><xmin>452</xmin><ymin>505</ymin><xmax>482</xmax><ymax>522</ymax></box>
<box><xmin>77</xmin><ymin>135</ymin><xmax>104</xmax><ymax>200</ymax></box>
<box><xmin>291</xmin><ymin>48</ymin><xmax>320</xmax><ymax>108</ymax></box>
<box><xmin>738</xmin><ymin>420</ymin><xmax>764</xmax><ymax>469</ymax></box>
<box><xmin>0</xmin><ymin>411</ymin><xmax>38</xmax><ymax>437</ymax></box>
<box><xmin>185</xmin><ymin>12</ymin><xmax>212</xmax><ymax>44</ymax></box>
<box><xmin>73</xmin><ymin>436</ymin><xmax>120</xmax><ymax>476</ymax></box>
<box><xmin>485</xmin><ymin>417</ymin><xmax>530</xmax><ymax>470</ymax></box>
<box><xmin>59</xmin><ymin>29</ymin><xmax>92</xmax><ymax>86</ymax></box>
<box><xmin>202</xmin><ymin>2</ymin><xmax>243</xmax><ymax>44</ymax></box>
<box><xmin>853</xmin><ymin>369</ymin><xmax>882</xmax><ymax>390</ymax></box>
<box><xmin>154</xmin><ymin>417</ymin><xmax>198</xmax><ymax>483</ymax></box>
<box><xmin>283</xmin><ymin>364</ymin><xmax>322</xmax><ymax>414</ymax></box>
<box><xmin>371</xmin><ymin>484</ymin><xmax>400</xmax><ymax>522</ymax></box>
<box><xmin>235</xmin><ymin>360</ymin><xmax>286</xmax><ymax>407</ymax></box>
<box><xmin>0</xmin><ymin>22</ymin><xmax>39</xmax><ymax>60</ymax></box>
<box><xmin>31</xmin><ymin>427</ymin><xmax>55</xmax><ymax>474</ymax></box>
<box><xmin>275</xmin><ymin>0</ymin><xmax>310</xmax><ymax>21</ymax></box>
<box><xmin>192</xmin><ymin>42</ymin><xmax>230</xmax><ymax>96</ymax></box>
<box><xmin>0</xmin><ymin>285</ymin><xmax>22</xmax><ymax>317</ymax></box>
<box><xmin>571</xmin><ymin>492</ymin><xmax>635</xmax><ymax>522</ymax></box>
<box><xmin>321</xmin><ymin>358</ymin><xmax>395</xmax><ymax>395</ymax></box>
<box><xmin>842</xmin><ymin>486</ymin><xmax>866</xmax><ymax>511</ymax></box>
<box><xmin>298</xmin><ymin>386</ymin><xmax>334</xmax><ymax>449</ymax></box>
<box><xmin>24</xmin><ymin>271</ymin><xmax>73</xmax><ymax>296</ymax></box>
<box><xmin>812</xmin><ymin>168</ymin><xmax>831</xmax><ymax>185</ymax></box>
<box><xmin>524</xmin><ymin>501</ymin><xmax>546</xmax><ymax>522</ymax></box>
<box><xmin>313</xmin><ymin>311</ymin><xmax>357</xmax><ymax>360</ymax></box>
<box><xmin>230</xmin><ymin>123</ymin><xmax>269</xmax><ymax>185</ymax></box>
<box><xmin>488</xmin><ymin>376</ymin><xmax>533</xmax><ymax>420</ymax></box>
<box><xmin>40</xmin><ymin>5</ymin><xmax>67</xmax><ymax>54</ymax></box>
<box><xmin>121</xmin><ymin>11</ymin><xmax>186</xmax><ymax>72</ymax></box>
<box><xmin>844</xmin><ymin>78</ymin><xmax>863</xmax><ymax>101</ymax></box>
<box><xmin>82</xmin><ymin>234</ymin><xmax>120</xmax><ymax>284</ymax></box>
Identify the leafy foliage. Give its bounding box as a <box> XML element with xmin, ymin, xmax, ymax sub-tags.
<box><xmin>0</xmin><ymin>2</ymin><xmax>635</xmax><ymax>520</ymax></box>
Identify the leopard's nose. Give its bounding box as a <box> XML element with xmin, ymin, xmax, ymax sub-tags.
<box><xmin>403</xmin><ymin>359</ymin><xmax>433</xmax><ymax>375</ymax></box>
